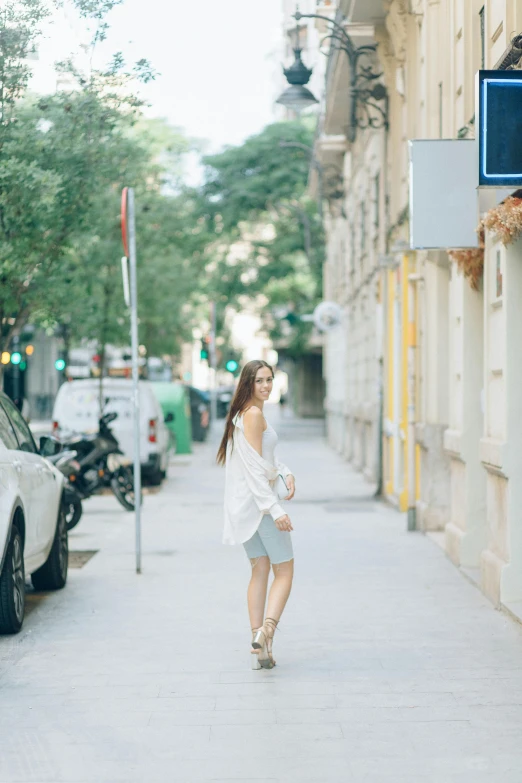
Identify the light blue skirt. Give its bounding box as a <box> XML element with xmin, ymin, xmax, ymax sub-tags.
<box><xmin>243</xmin><ymin>514</ymin><xmax>294</xmax><ymax>564</ymax></box>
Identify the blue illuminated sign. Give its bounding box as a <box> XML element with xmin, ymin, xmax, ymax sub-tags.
<box><xmin>478</xmin><ymin>70</ymin><xmax>522</xmax><ymax>187</ymax></box>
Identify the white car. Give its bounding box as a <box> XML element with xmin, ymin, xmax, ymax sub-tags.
<box><xmin>52</xmin><ymin>379</ymin><xmax>170</xmax><ymax>485</ymax></box>
<box><xmin>0</xmin><ymin>392</ymin><xmax>68</xmax><ymax>634</ymax></box>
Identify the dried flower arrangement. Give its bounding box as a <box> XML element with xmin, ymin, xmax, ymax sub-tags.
<box><xmin>482</xmin><ymin>196</ymin><xmax>522</xmax><ymax>245</ymax></box>
<box><xmin>448</xmin><ymin>194</ymin><xmax>522</xmax><ymax>290</ymax></box>
<box><xmin>448</xmin><ymin>226</ymin><xmax>485</xmax><ymax>291</ymax></box>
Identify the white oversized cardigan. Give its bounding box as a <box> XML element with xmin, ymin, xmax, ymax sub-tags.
<box><xmin>223</xmin><ymin>412</ymin><xmax>293</xmax><ymax>545</ymax></box>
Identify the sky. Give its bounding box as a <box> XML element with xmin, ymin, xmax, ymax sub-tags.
<box><xmin>35</xmin><ymin>0</ymin><xmax>286</xmax><ymax>156</ymax></box>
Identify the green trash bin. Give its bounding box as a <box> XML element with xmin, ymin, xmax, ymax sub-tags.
<box><xmin>151</xmin><ymin>382</ymin><xmax>192</xmax><ymax>455</ymax></box>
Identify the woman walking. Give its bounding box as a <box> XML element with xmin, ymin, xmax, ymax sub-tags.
<box><xmin>217</xmin><ymin>360</ymin><xmax>295</xmax><ymax>669</ymax></box>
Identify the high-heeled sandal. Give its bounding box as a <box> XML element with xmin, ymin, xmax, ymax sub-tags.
<box><xmin>252</xmin><ymin>617</ymin><xmax>278</xmax><ymax>669</ymax></box>
<box><xmin>251</xmin><ymin>628</ymin><xmax>262</xmax><ymax>670</ymax></box>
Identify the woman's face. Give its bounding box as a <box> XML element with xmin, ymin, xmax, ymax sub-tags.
<box><xmin>252</xmin><ymin>366</ymin><xmax>273</xmax><ymax>404</ymax></box>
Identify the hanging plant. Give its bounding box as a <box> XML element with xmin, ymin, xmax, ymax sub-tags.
<box><xmin>448</xmin><ymin>226</ymin><xmax>485</xmax><ymax>291</ymax></box>
<box><xmin>447</xmin><ymin>193</ymin><xmax>522</xmax><ymax>291</ymax></box>
<box><xmin>482</xmin><ymin>196</ymin><xmax>522</xmax><ymax>245</ymax></box>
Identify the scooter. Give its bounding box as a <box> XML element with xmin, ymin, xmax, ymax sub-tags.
<box><xmin>58</xmin><ymin>412</ymin><xmax>138</xmax><ymax>511</ymax></box>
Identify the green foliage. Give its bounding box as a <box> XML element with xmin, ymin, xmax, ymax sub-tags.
<box><xmin>202</xmin><ymin>122</ymin><xmax>314</xmax><ymax>228</ymax></box>
<box><xmin>45</xmin><ymin>117</ymin><xmax>200</xmax><ymax>361</ymax></box>
<box><xmin>0</xmin><ymin>0</ymin><xmax>325</xmax><ymax>376</ymax></box>
<box><xmin>71</xmin><ymin>0</ymin><xmax>123</xmax><ymax>19</ymax></box>
<box><xmin>0</xmin><ymin>0</ymin><xmax>189</xmax><ymax>363</ymax></box>
<box><xmin>0</xmin><ymin>83</ymin><xmax>144</xmax><ymax>346</ymax></box>
<box><xmin>196</xmin><ymin>121</ymin><xmax>324</xmax><ymax>354</ymax></box>
<box><xmin>0</xmin><ymin>1</ymin><xmax>50</xmax><ymax>128</ymax></box>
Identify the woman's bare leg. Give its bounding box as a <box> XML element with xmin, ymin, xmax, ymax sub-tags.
<box><xmin>247</xmin><ymin>556</ymin><xmax>270</xmax><ymax>630</ymax></box>
<box><xmin>266</xmin><ymin>559</ymin><xmax>294</xmax><ymax>624</ymax></box>
<box><xmin>259</xmin><ymin>560</ymin><xmax>294</xmax><ymax>664</ymax></box>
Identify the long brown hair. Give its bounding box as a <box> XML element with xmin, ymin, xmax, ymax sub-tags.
<box><xmin>216</xmin><ymin>359</ymin><xmax>274</xmax><ymax>465</ymax></box>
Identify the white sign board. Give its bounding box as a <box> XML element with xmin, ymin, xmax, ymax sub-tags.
<box><xmin>409</xmin><ymin>139</ymin><xmax>478</xmax><ymax>249</ymax></box>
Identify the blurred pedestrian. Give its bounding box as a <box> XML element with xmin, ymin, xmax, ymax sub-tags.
<box><xmin>217</xmin><ymin>359</ymin><xmax>296</xmax><ymax>669</ymax></box>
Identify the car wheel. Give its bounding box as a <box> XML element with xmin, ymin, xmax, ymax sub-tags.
<box><xmin>0</xmin><ymin>525</ymin><xmax>26</xmax><ymax>634</ymax></box>
<box><xmin>31</xmin><ymin>505</ymin><xmax>68</xmax><ymax>592</ymax></box>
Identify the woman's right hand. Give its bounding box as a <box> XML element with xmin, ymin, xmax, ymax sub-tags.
<box><xmin>275</xmin><ymin>514</ymin><xmax>293</xmax><ymax>532</ymax></box>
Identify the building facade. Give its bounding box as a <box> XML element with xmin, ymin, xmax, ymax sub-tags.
<box><xmin>314</xmin><ymin>0</ymin><xmax>522</xmax><ymax>611</ymax></box>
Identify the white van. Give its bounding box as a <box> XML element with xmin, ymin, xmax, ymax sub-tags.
<box><xmin>51</xmin><ymin>379</ymin><xmax>170</xmax><ymax>485</ymax></box>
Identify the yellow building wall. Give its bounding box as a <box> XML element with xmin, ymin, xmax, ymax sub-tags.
<box><xmin>383</xmin><ymin>256</ymin><xmax>416</xmax><ymax>512</ymax></box>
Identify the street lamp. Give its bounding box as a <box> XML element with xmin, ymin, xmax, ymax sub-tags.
<box><xmin>276</xmin><ymin>47</ymin><xmax>319</xmax><ymax>113</ymax></box>
<box><xmin>276</xmin><ymin>5</ymin><xmax>388</xmax><ymax>141</ymax></box>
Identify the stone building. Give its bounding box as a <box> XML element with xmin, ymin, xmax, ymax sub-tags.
<box><xmin>306</xmin><ymin>0</ymin><xmax>522</xmax><ymax>612</ymax></box>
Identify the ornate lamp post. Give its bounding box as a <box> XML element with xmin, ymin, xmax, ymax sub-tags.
<box><xmin>276</xmin><ymin>5</ymin><xmax>388</xmax><ymax>141</ymax></box>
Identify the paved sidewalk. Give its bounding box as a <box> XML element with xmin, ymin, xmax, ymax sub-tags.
<box><xmin>2</xmin><ymin>406</ymin><xmax>522</xmax><ymax>782</ymax></box>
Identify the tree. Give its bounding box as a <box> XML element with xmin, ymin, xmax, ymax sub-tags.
<box><xmin>46</xmin><ymin>115</ymin><xmax>202</xmax><ymax>366</ymax></box>
<box><xmin>195</xmin><ymin>121</ymin><xmax>324</xmax><ymax>354</ymax></box>
<box><xmin>0</xmin><ymin>0</ymin><xmax>155</xmax><ymax>375</ymax></box>
<box><xmin>0</xmin><ymin>1</ymin><xmax>325</xmax><ymax>381</ymax></box>
<box><xmin>59</xmin><ymin>181</ymin><xmax>204</xmax><ymax>365</ymax></box>
<box><xmin>0</xmin><ymin>1</ymin><xmax>50</xmax><ymax>126</ymax></box>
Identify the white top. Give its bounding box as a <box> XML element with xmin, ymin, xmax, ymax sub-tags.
<box><xmin>261</xmin><ymin>419</ymin><xmax>278</xmax><ymax>466</ymax></box>
<box><xmin>223</xmin><ymin>411</ymin><xmax>292</xmax><ymax>545</ymax></box>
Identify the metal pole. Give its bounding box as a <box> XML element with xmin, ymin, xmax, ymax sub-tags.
<box><xmin>127</xmin><ymin>188</ymin><xmax>142</xmax><ymax>574</ymax></box>
<box><xmin>209</xmin><ymin>301</ymin><xmax>218</xmax><ymax>426</ymax></box>
<box><xmin>11</xmin><ymin>334</ymin><xmax>20</xmax><ymax>406</ymax></box>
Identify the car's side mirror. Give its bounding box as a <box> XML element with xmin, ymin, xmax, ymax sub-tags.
<box><xmin>164</xmin><ymin>412</ymin><xmax>175</xmax><ymax>423</ymax></box>
<box><xmin>39</xmin><ymin>435</ymin><xmax>62</xmax><ymax>457</ymax></box>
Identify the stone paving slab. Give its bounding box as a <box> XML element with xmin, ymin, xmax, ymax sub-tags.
<box><xmin>2</xmin><ymin>406</ymin><xmax>522</xmax><ymax>781</ymax></box>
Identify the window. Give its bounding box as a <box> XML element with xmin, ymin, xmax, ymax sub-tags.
<box><xmin>0</xmin><ymin>404</ymin><xmax>19</xmax><ymax>451</ymax></box>
<box><xmin>1</xmin><ymin>399</ymin><xmax>36</xmax><ymax>453</ymax></box>
<box><xmin>480</xmin><ymin>7</ymin><xmax>485</xmax><ymax>69</ymax></box>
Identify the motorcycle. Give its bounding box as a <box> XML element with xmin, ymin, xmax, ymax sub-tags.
<box><xmin>47</xmin><ymin>448</ymin><xmax>84</xmax><ymax>531</ymax></box>
<box><xmin>58</xmin><ymin>412</ymin><xmax>138</xmax><ymax>512</ymax></box>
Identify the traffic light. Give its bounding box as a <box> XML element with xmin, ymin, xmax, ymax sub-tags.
<box><xmin>225</xmin><ymin>359</ymin><xmax>239</xmax><ymax>373</ymax></box>
<box><xmin>10</xmin><ymin>352</ymin><xmax>22</xmax><ymax>365</ymax></box>
<box><xmin>223</xmin><ymin>353</ymin><xmax>241</xmax><ymax>376</ymax></box>
<box><xmin>200</xmin><ymin>336</ymin><xmax>210</xmax><ymax>361</ymax></box>
<box><xmin>55</xmin><ymin>358</ymin><xmax>66</xmax><ymax>371</ymax></box>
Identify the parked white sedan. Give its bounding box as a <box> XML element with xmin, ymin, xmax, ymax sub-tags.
<box><xmin>0</xmin><ymin>392</ymin><xmax>68</xmax><ymax>634</ymax></box>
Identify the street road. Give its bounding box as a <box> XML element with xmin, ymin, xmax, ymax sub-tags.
<box><xmin>2</xmin><ymin>407</ymin><xmax>522</xmax><ymax>782</ymax></box>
